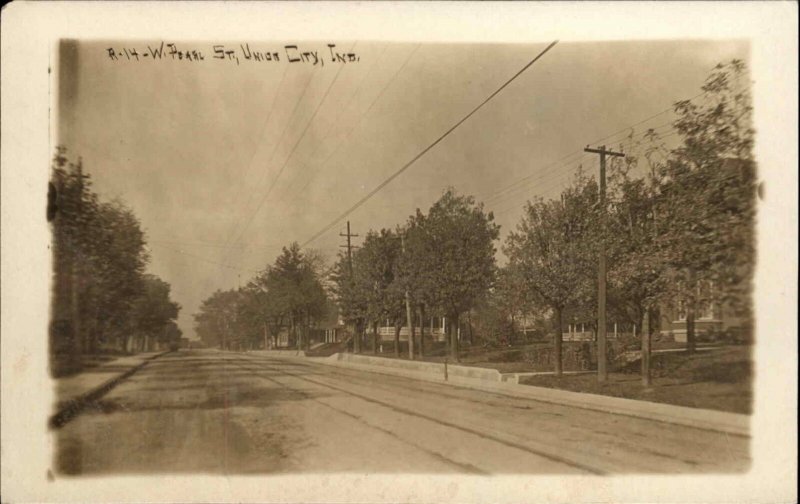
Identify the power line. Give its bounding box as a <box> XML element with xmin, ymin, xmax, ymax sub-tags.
<box><xmin>277</xmin><ymin>43</ymin><xmax>392</xmax><ymax>201</ymax></box>
<box><xmin>482</xmin><ymin>119</ymin><xmax>680</xmax><ymax>207</ymax></box>
<box><xmin>150</xmin><ymin>243</ymin><xmax>261</xmax><ymax>273</ymax></box>
<box><xmin>234</xmin><ymin>63</ymin><xmax>291</xmax><ymax>191</ymax></box>
<box><xmin>490</xmin><ymin>126</ymin><xmax>682</xmax><ymax>219</ymax></box>
<box><xmin>300</xmin><ymin>40</ymin><xmax>559</xmax><ymax>248</ymax></box>
<box><xmin>484</xmin><ymin>121</ymin><xmax>678</xmax><ymax>209</ymax></box>
<box><xmin>475</xmin><ymin>95</ymin><xmax>699</xmax><ymax>211</ymax></box>
<box><xmin>217</xmin><ymin>70</ymin><xmax>317</xmax><ymax>267</ymax></box>
<box><xmin>292</xmin><ymin>44</ymin><xmax>422</xmax><ymax>199</ymax></box>
<box><xmin>229</xmin><ymin>44</ymin><xmax>419</xmax><ymax>268</ymax></box>
<box><xmin>223</xmin><ymin>44</ymin><xmax>355</xmax><ymax>267</ymax></box>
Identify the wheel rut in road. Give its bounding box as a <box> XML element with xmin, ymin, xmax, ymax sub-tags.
<box><xmin>223</xmin><ymin>357</ymin><xmax>489</xmax><ymax>474</ymax></box>
<box><xmin>234</xmin><ymin>354</ymin><xmax>750</xmax><ymax>473</ymax></box>
<box><xmin>224</xmin><ymin>354</ymin><xmax>603</xmax><ymax>474</ymax></box>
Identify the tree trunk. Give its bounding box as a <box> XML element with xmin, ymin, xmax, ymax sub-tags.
<box><xmin>686</xmin><ymin>304</ymin><xmax>696</xmax><ymax>354</ymax></box>
<box><xmin>418</xmin><ymin>305</ymin><xmax>426</xmax><ymax>358</ymax></box>
<box><xmin>303</xmin><ymin>314</ymin><xmax>310</xmax><ymax>351</ymax></box>
<box><xmin>553</xmin><ymin>306</ymin><xmax>563</xmax><ymax>377</ymax></box>
<box><xmin>69</xmin><ymin>259</ymin><xmax>83</xmax><ymax>372</ymax></box>
<box><xmin>642</xmin><ymin>307</ymin><xmax>652</xmax><ymax>387</ymax></box>
<box><xmin>394</xmin><ymin>323</ymin><xmax>401</xmax><ymax>357</ymax></box>
<box><xmin>87</xmin><ymin>326</ymin><xmax>99</xmax><ymax>355</ymax></box>
<box><xmin>372</xmin><ymin>321</ymin><xmax>379</xmax><ymax>354</ymax></box>
<box><xmin>405</xmin><ymin>294</ymin><xmax>415</xmax><ymax>360</ymax></box>
<box><xmin>686</xmin><ymin>269</ymin><xmax>697</xmax><ymax>354</ymax></box>
<box><xmin>466</xmin><ymin>312</ymin><xmax>474</xmax><ymax>346</ymax></box>
<box><xmin>449</xmin><ymin>314</ymin><xmax>459</xmax><ymax>361</ymax></box>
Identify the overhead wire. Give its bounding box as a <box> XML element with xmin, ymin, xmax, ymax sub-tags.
<box><xmin>149</xmin><ymin>242</ymin><xmax>261</xmax><ymax>273</ymax></box>
<box><xmin>300</xmin><ymin>40</ymin><xmax>559</xmax><ymax>248</ymax></box>
<box><xmin>484</xmin><ymin>121</ymin><xmax>679</xmax><ymax>210</ymax></box>
<box><xmin>229</xmin><ymin>44</ymin><xmax>420</xmax><ymax>269</ymax></box>
<box><xmin>216</xmin><ymin>69</ymin><xmax>317</xmax><ymax>264</ymax></box>
<box><xmin>222</xmin><ymin>42</ymin><xmax>357</xmax><ymax>268</ymax></box>
<box><xmin>490</xmin><ymin>124</ymin><xmax>682</xmax><ymax>219</ymax></box>
<box><xmin>292</xmin><ymin>44</ymin><xmax>423</xmax><ymax>197</ymax></box>
<box><xmin>276</xmin><ymin>43</ymin><xmax>393</xmax><ymax>201</ymax></box>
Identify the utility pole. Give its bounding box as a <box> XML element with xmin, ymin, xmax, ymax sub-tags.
<box><xmin>401</xmin><ymin>232</ymin><xmax>415</xmax><ymax>360</ymax></box>
<box><xmin>584</xmin><ymin>145</ymin><xmax>624</xmax><ymax>382</ymax></box>
<box><xmin>339</xmin><ymin>221</ymin><xmax>360</xmax><ymax>352</ymax></box>
<box><xmin>339</xmin><ymin>221</ymin><xmax>359</xmax><ymax>278</ymax></box>
<box><xmin>70</xmin><ymin>158</ymin><xmax>90</xmax><ymax>367</ymax></box>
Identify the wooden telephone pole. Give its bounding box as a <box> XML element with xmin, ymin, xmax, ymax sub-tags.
<box><xmin>339</xmin><ymin>221</ymin><xmax>359</xmax><ymax>352</ymax></box>
<box><xmin>584</xmin><ymin>145</ymin><xmax>625</xmax><ymax>382</ymax></box>
<box><xmin>339</xmin><ymin>221</ymin><xmax>359</xmax><ymax>277</ymax></box>
<box><xmin>401</xmin><ymin>232</ymin><xmax>415</xmax><ymax>360</ymax></box>
<box><xmin>70</xmin><ymin>158</ymin><xmax>90</xmax><ymax>365</ymax></box>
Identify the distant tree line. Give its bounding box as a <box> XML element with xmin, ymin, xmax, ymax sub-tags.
<box><xmin>50</xmin><ymin>148</ymin><xmax>181</xmax><ymax>376</ymax></box>
<box><xmin>195</xmin><ymin>60</ymin><xmax>756</xmax><ymax>378</ymax></box>
<box><xmin>194</xmin><ymin>245</ymin><xmax>331</xmax><ymax>351</ymax></box>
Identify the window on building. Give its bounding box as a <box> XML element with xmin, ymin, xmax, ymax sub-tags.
<box><xmin>677</xmin><ymin>299</ymin><xmax>687</xmax><ymax>321</ymax></box>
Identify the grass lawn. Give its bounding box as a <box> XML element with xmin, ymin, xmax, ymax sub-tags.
<box><xmin>359</xmin><ymin>341</ymin><xmax>552</xmax><ymax>373</ymax></box>
<box><xmin>520</xmin><ymin>345</ymin><xmax>753</xmax><ymax>414</ymax></box>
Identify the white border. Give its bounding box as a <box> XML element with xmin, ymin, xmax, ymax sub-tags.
<box><xmin>2</xmin><ymin>2</ymin><xmax>797</xmax><ymax>502</ymax></box>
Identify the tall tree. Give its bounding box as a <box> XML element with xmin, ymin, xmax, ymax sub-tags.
<box><xmin>194</xmin><ymin>289</ymin><xmax>240</xmax><ymax>349</ymax></box>
<box><xmin>131</xmin><ymin>274</ymin><xmax>181</xmax><ymax>352</ymax></box>
<box><xmin>330</xmin><ymin>251</ymin><xmax>368</xmax><ymax>352</ymax></box>
<box><xmin>89</xmin><ymin>200</ymin><xmax>149</xmax><ymax>352</ymax></box>
<box><xmin>419</xmin><ymin>189</ymin><xmax>500</xmax><ymax>360</ymax></box>
<box><xmin>505</xmin><ymin>175</ymin><xmax>599</xmax><ymax>376</ymax></box>
<box><xmin>50</xmin><ymin>148</ymin><xmax>151</xmax><ymax>373</ymax></box>
<box><xmin>658</xmin><ymin>60</ymin><xmax>757</xmax><ymax>353</ymax></box>
<box><xmin>397</xmin><ymin>210</ymin><xmax>439</xmax><ymax>357</ymax></box>
<box><xmin>356</xmin><ymin>229</ymin><xmax>406</xmax><ymax>355</ymax></box>
<box><xmin>606</xmin><ymin>151</ymin><xmax>669</xmax><ymax>384</ymax></box>
<box><xmin>261</xmin><ymin>243</ymin><xmax>328</xmax><ymax>351</ymax></box>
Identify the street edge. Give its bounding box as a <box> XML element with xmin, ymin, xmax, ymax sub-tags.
<box><xmin>251</xmin><ymin>351</ymin><xmax>750</xmax><ymax>437</ymax></box>
<box><xmin>49</xmin><ymin>350</ymin><xmax>174</xmax><ymax>429</ymax></box>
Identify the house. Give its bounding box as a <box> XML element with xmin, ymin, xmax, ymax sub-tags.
<box><xmin>659</xmin><ymin>280</ymin><xmax>753</xmax><ymax>343</ymax></box>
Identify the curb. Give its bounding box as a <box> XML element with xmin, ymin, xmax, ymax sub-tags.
<box><xmin>49</xmin><ymin>350</ymin><xmax>173</xmax><ymax>429</ymax></box>
<box><xmin>256</xmin><ymin>352</ymin><xmax>750</xmax><ymax>437</ymax></box>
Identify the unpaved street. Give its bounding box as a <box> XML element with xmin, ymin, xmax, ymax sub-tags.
<box><xmin>56</xmin><ymin>350</ymin><xmax>750</xmax><ymax>475</ymax></box>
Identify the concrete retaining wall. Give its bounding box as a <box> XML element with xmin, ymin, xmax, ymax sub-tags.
<box><xmin>331</xmin><ymin>353</ymin><xmax>502</xmax><ymax>382</ymax></box>
<box><xmin>256</xmin><ymin>349</ymin><xmax>307</xmax><ymax>357</ymax></box>
<box><xmin>251</xmin><ymin>350</ymin><xmax>749</xmax><ymax>436</ymax></box>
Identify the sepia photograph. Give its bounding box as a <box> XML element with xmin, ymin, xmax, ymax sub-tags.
<box><xmin>1</xmin><ymin>2</ymin><xmax>797</xmax><ymax>503</ymax></box>
<box><xmin>49</xmin><ymin>37</ymin><xmax>757</xmax><ymax>476</ymax></box>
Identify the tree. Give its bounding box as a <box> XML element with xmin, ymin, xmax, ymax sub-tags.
<box><xmin>89</xmin><ymin>200</ymin><xmax>150</xmax><ymax>352</ymax></box>
<box><xmin>355</xmin><ymin>229</ymin><xmax>406</xmax><ymax>355</ymax></box>
<box><xmin>260</xmin><ymin>243</ymin><xmax>328</xmax><ymax>351</ymax></box>
<box><xmin>397</xmin><ymin>210</ymin><xmax>439</xmax><ymax>357</ymax></box>
<box><xmin>418</xmin><ymin>189</ymin><xmax>500</xmax><ymax>360</ymax></box>
<box><xmin>657</xmin><ymin>60</ymin><xmax>757</xmax><ymax>353</ymax></box>
<box><xmin>194</xmin><ymin>289</ymin><xmax>239</xmax><ymax>349</ymax></box>
<box><xmin>504</xmin><ymin>175</ymin><xmax>599</xmax><ymax>376</ymax></box>
<box><xmin>605</xmin><ymin>151</ymin><xmax>669</xmax><ymax>385</ymax></box>
<box><xmin>330</xmin><ymin>251</ymin><xmax>368</xmax><ymax>352</ymax></box>
<box><xmin>130</xmin><ymin>274</ymin><xmax>181</xmax><ymax>352</ymax></box>
<box><xmin>50</xmin><ymin>148</ymin><xmax>152</xmax><ymax>374</ymax></box>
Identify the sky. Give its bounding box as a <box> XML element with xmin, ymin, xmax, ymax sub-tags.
<box><xmin>56</xmin><ymin>39</ymin><xmax>748</xmax><ymax>340</ymax></box>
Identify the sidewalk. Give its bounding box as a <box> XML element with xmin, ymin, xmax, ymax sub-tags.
<box><xmin>51</xmin><ymin>351</ymin><xmax>170</xmax><ymax>428</ymax></box>
<box><xmin>247</xmin><ymin>350</ymin><xmax>749</xmax><ymax>437</ymax></box>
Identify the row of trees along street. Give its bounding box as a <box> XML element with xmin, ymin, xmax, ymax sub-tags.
<box><xmin>198</xmin><ymin>60</ymin><xmax>756</xmax><ymax>384</ymax></box>
<box><xmin>49</xmin><ymin>148</ymin><xmax>182</xmax><ymax>377</ymax></box>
